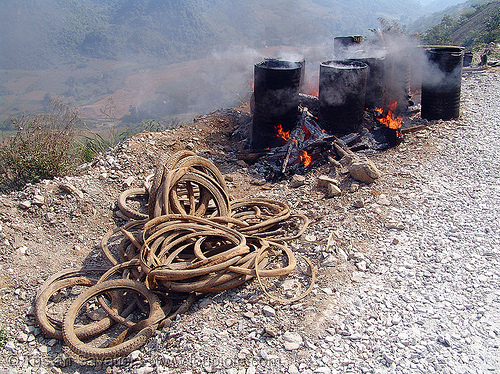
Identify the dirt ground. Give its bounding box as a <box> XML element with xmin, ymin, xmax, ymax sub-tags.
<box><xmin>0</xmin><ymin>66</ymin><xmax>498</xmax><ymax>373</ymax></box>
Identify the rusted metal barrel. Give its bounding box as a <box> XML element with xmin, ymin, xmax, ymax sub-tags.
<box><xmin>421</xmin><ymin>46</ymin><xmax>464</xmax><ymax>120</ymax></box>
<box><xmin>319</xmin><ymin>60</ymin><xmax>368</xmax><ymax>135</ymax></box>
<box><xmin>252</xmin><ymin>59</ymin><xmax>303</xmax><ymax>149</ymax></box>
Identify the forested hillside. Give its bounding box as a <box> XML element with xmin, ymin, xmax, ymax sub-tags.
<box><xmin>409</xmin><ymin>0</ymin><xmax>493</xmax><ymax>34</ymax></box>
<box><xmin>419</xmin><ymin>0</ymin><xmax>500</xmax><ymax>47</ymax></box>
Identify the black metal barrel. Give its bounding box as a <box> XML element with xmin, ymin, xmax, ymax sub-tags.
<box><xmin>319</xmin><ymin>60</ymin><xmax>368</xmax><ymax>135</ymax></box>
<box><xmin>334</xmin><ymin>36</ymin><xmax>363</xmax><ymax>58</ymax></box>
<box><xmin>252</xmin><ymin>59</ymin><xmax>303</xmax><ymax>149</ymax></box>
<box><xmin>463</xmin><ymin>51</ymin><xmax>473</xmax><ymax>67</ymax></box>
<box><xmin>348</xmin><ymin>56</ymin><xmax>386</xmax><ymax>109</ymax></box>
<box><xmin>421</xmin><ymin>46</ymin><xmax>464</xmax><ymax>120</ymax></box>
<box><xmin>385</xmin><ymin>50</ymin><xmax>411</xmax><ymax>112</ymax></box>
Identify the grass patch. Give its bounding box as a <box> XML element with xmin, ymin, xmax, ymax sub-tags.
<box><xmin>0</xmin><ymin>325</ymin><xmax>10</xmax><ymax>348</ymax></box>
<box><xmin>77</xmin><ymin>127</ymin><xmax>132</xmax><ymax>163</ymax></box>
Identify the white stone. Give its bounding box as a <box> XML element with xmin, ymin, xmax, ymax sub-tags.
<box><xmin>355</xmin><ymin>261</ymin><xmax>367</xmax><ymax>271</ymax></box>
<box><xmin>19</xmin><ymin>200</ymin><xmax>31</xmax><ymax>210</ymax></box>
<box><xmin>321</xmin><ymin>287</ymin><xmax>334</xmax><ymax>295</ymax></box>
<box><xmin>262</xmin><ymin>306</ymin><xmax>276</xmax><ymax>317</ymax></box>
<box><xmin>128</xmin><ymin>350</ymin><xmax>142</xmax><ymax>361</ymax></box>
<box><xmin>38</xmin><ymin>345</ymin><xmax>49</xmax><ymax>353</ymax></box>
<box><xmin>317</xmin><ymin>175</ymin><xmax>340</xmax><ymax>187</ymax></box>
<box><xmin>242</xmin><ymin>311</ymin><xmax>254</xmax><ymax>319</ymax></box>
<box><xmin>5</xmin><ymin>341</ymin><xmax>16</xmax><ymax>351</ymax></box>
<box><xmin>123</xmin><ymin>176</ymin><xmax>135</xmax><ymax>187</ymax></box>
<box><xmin>134</xmin><ymin>367</ymin><xmax>154</xmax><ymax>374</ymax></box>
<box><xmin>326</xmin><ymin>184</ymin><xmax>342</xmax><ymax>197</ymax></box>
<box><xmin>17</xmin><ymin>246</ymin><xmax>27</xmax><ymax>256</ymax></box>
<box><xmin>32</xmin><ymin>194</ymin><xmax>45</xmax><ymax>206</ymax></box>
<box><xmin>305</xmin><ymin>234</ymin><xmax>317</xmax><ymax>242</ymax></box>
<box><xmin>17</xmin><ymin>332</ymin><xmax>28</xmax><ymax>343</ymax></box>
<box><xmin>260</xmin><ymin>349</ymin><xmax>269</xmax><ymax>360</ymax></box>
<box><xmin>315</xmin><ymin>367</ymin><xmax>331</xmax><ymax>374</ymax></box>
<box><xmin>283</xmin><ymin>331</ymin><xmax>303</xmax><ymax>350</ymax></box>
<box><xmin>377</xmin><ymin>194</ymin><xmax>391</xmax><ymax>206</ymax></box>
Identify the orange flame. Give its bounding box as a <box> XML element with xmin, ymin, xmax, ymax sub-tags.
<box><xmin>305</xmin><ymin>81</ymin><xmax>318</xmax><ymax>96</ymax></box>
<box><xmin>275</xmin><ymin>124</ymin><xmax>290</xmax><ymax>140</ymax></box>
<box><xmin>300</xmin><ymin>150</ymin><xmax>312</xmax><ymax>167</ymax></box>
<box><xmin>375</xmin><ymin>100</ymin><xmax>402</xmax><ymax>135</ymax></box>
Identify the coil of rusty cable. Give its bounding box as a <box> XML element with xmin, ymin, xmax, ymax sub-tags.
<box><xmin>36</xmin><ymin>150</ymin><xmax>315</xmax><ymax>361</ymax></box>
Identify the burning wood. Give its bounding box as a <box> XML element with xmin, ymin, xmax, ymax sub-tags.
<box><xmin>243</xmin><ymin>108</ymin><xmax>337</xmax><ymax>179</ymax></box>
<box><xmin>374</xmin><ymin>100</ymin><xmax>403</xmax><ymax>136</ymax></box>
<box><xmin>273</xmin><ymin>108</ymin><xmax>333</xmax><ymax>174</ymax></box>
<box><xmin>243</xmin><ymin>96</ymin><xmax>410</xmax><ymax>180</ymax></box>
<box><xmin>275</xmin><ymin>123</ymin><xmax>292</xmax><ymax>142</ymax></box>
<box><xmin>299</xmin><ymin>150</ymin><xmax>312</xmax><ymax>167</ymax></box>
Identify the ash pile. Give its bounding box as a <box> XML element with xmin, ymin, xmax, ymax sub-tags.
<box><xmin>240</xmin><ymin>37</ymin><xmax>465</xmax><ymax>180</ymax></box>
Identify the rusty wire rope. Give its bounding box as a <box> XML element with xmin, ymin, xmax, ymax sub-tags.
<box><xmin>35</xmin><ymin>151</ymin><xmax>315</xmax><ymax>359</ymax></box>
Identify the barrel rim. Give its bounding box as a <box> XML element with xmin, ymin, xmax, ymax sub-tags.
<box><xmin>334</xmin><ymin>36</ymin><xmax>364</xmax><ymax>43</ymax></box>
<box><xmin>347</xmin><ymin>56</ymin><xmax>386</xmax><ymax>63</ymax></box>
<box><xmin>255</xmin><ymin>58</ymin><xmax>303</xmax><ymax>70</ymax></box>
<box><xmin>320</xmin><ymin>60</ymin><xmax>368</xmax><ymax>69</ymax></box>
<box><xmin>421</xmin><ymin>45</ymin><xmax>465</xmax><ymax>56</ymax></box>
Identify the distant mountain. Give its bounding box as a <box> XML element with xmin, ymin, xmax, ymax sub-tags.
<box><xmin>0</xmin><ymin>0</ymin><xmax>427</xmax><ymax>70</ymax></box>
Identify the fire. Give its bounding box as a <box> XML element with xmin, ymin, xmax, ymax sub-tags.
<box><xmin>375</xmin><ymin>100</ymin><xmax>402</xmax><ymax>135</ymax></box>
<box><xmin>275</xmin><ymin>123</ymin><xmax>290</xmax><ymax>140</ymax></box>
<box><xmin>300</xmin><ymin>150</ymin><xmax>312</xmax><ymax>167</ymax></box>
<box><xmin>305</xmin><ymin>81</ymin><xmax>318</xmax><ymax>96</ymax></box>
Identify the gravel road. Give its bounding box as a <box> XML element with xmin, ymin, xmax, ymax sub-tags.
<box><xmin>316</xmin><ymin>71</ymin><xmax>500</xmax><ymax>373</ymax></box>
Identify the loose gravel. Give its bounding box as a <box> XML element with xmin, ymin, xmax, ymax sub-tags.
<box><xmin>311</xmin><ymin>70</ymin><xmax>500</xmax><ymax>373</ymax></box>
<box><xmin>0</xmin><ymin>70</ymin><xmax>498</xmax><ymax>374</ymax></box>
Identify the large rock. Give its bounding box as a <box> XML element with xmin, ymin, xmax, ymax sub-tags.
<box><xmin>58</xmin><ymin>183</ymin><xmax>84</xmax><ymax>199</ymax></box>
<box><xmin>290</xmin><ymin>175</ymin><xmax>306</xmax><ymax>188</ymax></box>
<box><xmin>348</xmin><ymin>158</ymin><xmax>381</xmax><ymax>184</ymax></box>
<box><xmin>326</xmin><ymin>184</ymin><xmax>342</xmax><ymax>197</ymax></box>
<box><xmin>317</xmin><ymin>175</ymin><xmax>341</xmax><ymax>197</ymax></box>
<box><xmin>317</xmin><ymin>175</ymin><xmax>339</xmax><ymax>187</ymax></box>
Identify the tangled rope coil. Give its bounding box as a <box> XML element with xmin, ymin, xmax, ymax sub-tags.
<box><xmin>35</xmin><ymin>151</ymin><xmax>315</xmax><ymax>359</ymax></box>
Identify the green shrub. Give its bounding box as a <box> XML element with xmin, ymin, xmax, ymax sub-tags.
<box><xmin>0</xmin><ymin>99</ymin><xmax>82</xmax><ymax>192</ymax></box>
<box><xmin>0</xmin><ymin>325</ymin><xmax>10</xmax><ymax>348</ymax></box>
